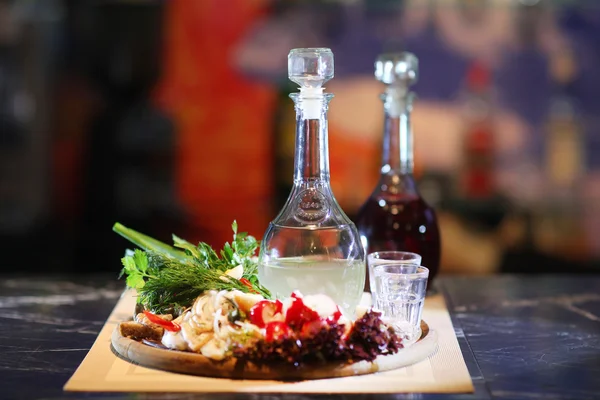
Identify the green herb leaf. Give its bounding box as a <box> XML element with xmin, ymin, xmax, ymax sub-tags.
<box><xmin>113</xmin><ymin>222</ymin><xmax>189</xmax><ymax>262</ymax></box>
<box><xmin>120</xmin><ymin>256</ymin><xmax>135</xmax><ymax>276</ymax></box>
<box><xmin>172</xmin><ymin>235</ymin><xmax>201</xmax><ymax>259</ymax></box>
<box><xmin>221</xmin><ymin>242</ymin><xmax>235</xmax><ymax>266</ymax></box>
<box><xmin>126</xmin><ymin>273</ymin><xmax>145</xmax><ymax>290</ymax></box>
<box><xmin>133</xmin><ymin>249</ymin><xmax>148</xmax><ymax>273</ymax></box>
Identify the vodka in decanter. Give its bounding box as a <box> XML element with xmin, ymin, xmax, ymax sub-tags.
<box><xmin>258</xmin><ymin>48</ymin><xmax>365</xmax><ymax>316</ymax></box>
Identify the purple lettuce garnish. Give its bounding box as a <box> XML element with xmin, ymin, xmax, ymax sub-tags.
<box><xmin>232</xmin><ymin>310</ymin><xmax>403</xmax><ymax>367</ymax></box>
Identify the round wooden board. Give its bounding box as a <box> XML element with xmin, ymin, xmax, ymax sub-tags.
<box><xmin>111</xmin><ymin>320</ymin><xmax>438</xmax><ymax>380</ymax></box>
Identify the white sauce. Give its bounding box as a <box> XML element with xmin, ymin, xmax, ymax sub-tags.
<box><xmin>161</xmin><ymin>330</ymin><xmax>187</xmax><ymax>351</ymax></box>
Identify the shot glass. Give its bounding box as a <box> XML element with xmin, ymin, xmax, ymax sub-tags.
<box><xmin>371</xmin><ymin>263</ymin><xmax>429</xmax><ymax>344</ymax></box>
<box><xmin>367</xmin><ymin>251</ymin><xmax>422</xmax><ymax>295</ymax></box>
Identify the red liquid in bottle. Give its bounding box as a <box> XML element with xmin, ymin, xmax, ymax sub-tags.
<box><xmin>357</xmin><ymin>188</ymin><xmax>441</xmax><ymax>290</ymax></box>
<box><xmin>359</xmin><ymin>52</ymin><xmax>441</xmax><ymax>291</ymax></box>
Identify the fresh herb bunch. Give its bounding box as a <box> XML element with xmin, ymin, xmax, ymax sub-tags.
<box><xmin>115</xmin><ymin>221</ymin><xmax>271</xmax><ymax>315</ymax></box>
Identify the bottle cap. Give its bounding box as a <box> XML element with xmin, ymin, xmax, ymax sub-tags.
<box><xmin>375</xmin><ymin>52</ymin><xmax>418</xmax><ymax>87</ymax></box>
<box><xmin>288</xmin><ymin>48</ymin><xmax>334</xmax><ymax>90</ymax></box>
<box><xmin>288</xmin><ymin>48</ymin><xmax>334</xmax><ymax>119</ymax></box>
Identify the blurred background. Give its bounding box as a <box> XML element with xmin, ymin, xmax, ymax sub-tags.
<box><xmin>0</xmin><ymin>0</ymin><xmax>598</xmax><ymax>276</ymax></box>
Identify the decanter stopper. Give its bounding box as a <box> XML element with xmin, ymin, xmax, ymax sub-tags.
<box><xmin>288</xmin><ymin>48</ymin><xmax>334</xmax><ymax>90</ymax></box>
<box><xmin>288</xmin><ymin>48</ymin><xmax>334</xmax><ymax>119</ymax></box>
<box><xmin>375</xmin><ymin>52</ymin><xmax>418</xmax><ymax>87</ymax></box>
<box><xmin>376</xmin><ymin>52</ymin><xmax>418</xmax><ymax>117</ymax></box>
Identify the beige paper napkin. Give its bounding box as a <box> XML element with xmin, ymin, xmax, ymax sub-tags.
<box><xmin>64</xmin><ymin>290</ymin><xmax>473</xmax><ymax>394</ymax></box>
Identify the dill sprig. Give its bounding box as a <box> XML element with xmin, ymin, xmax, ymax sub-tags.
<box><xmin>115</xmin><ymin>221</ymin><xmax>271</xmax><ymax>315</ymax></box>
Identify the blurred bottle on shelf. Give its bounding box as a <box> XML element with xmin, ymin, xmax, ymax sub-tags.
<box><xmin>543</xmin><ymin>39</ymin><xmax>583</xmax><ymax>205</ymax></box>
<box><xmin>0</xmin><ymin>0</ymin><xmax>59</xmax><ymax>236</ymax></box>
<box><xmin>536</xmin><ymin>74</ymin><xmax>588</xmax><ymax>260</ymax></box>
<box><xmin>355</xmin><ymin>52</ymin><xmax>441</xmax><ymax>290</ymax></box>
<box><xmin>448</xmin><ymin>61</ymin><xmax>508</xmax><ymax>232</ymax></box>
<box><xmin>544</xmin><ymin>94</ymin><xmax>584</xmax><ymax>200</ymax></box>
<box><xmin>0</xmin><ymin>0</ymin><xmax>66</xmax><ymax>271</ymax></box>
<box><xmin>459</xmin><ymin>61</ymin><xmax>496</xmax><ymax>201</ymax></box>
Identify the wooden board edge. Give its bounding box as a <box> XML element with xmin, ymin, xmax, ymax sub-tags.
<box><xmin>111</xmin><ymin>320</ymin><xmax>437</xmax><ymax>380</ymax></box>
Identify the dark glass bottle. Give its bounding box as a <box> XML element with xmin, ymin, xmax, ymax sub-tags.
<box><xmin>356</xmin><ymin>52</ymin><xmax>441</xmax><ymax>290</ymax></box>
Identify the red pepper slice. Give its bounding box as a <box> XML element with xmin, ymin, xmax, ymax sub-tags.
<box><xmin>265</xmin><ymin>321</ymin><xmax>293</xmax><ymax>342</ymax></box>
<box><xmin>285</xmin><ymin>292</ymin><xmax>320</xmax><ymax>328</ymax></box>
<box><xmin>143</xmin><ymin>310</ymin><xmax>181</xmax><ymax>332</ymax></box>
<box><xmin>326</xmin><ymin>306</ymin><xmax>343</xmax><ymax>324</ymax></box>
<box><xmin>249</xmin><ymin>299</ymin><xmax>284</xmax><ymax>328</ymax></box>
<box><xmin>240</xmin><ymin>278</ymin><xmax>259</xmax><ymax>294</ymax></box>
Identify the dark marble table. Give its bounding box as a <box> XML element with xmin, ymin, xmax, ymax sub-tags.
<box><xmin>1</xmin><ymin>274</ymin><xmax>598</xmax><ymax>400</ymax></box>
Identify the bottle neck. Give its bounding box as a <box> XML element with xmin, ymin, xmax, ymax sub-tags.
<box><xmin>291</xmin><ymin>93</ymin><xmax>332</xmax><ymax>186</ymax></box>
<box><xmin>381</xmin><ymin>89</ymin><xmax>415</xmax><ymax>176</ymax></box>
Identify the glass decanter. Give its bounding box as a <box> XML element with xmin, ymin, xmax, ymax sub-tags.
<box><xmin>355</xmin><ymin>52</ymin><xmax>441</xmax><ymax>290</ymax></box>
<box><xmin>258</xmin><ymin>48</ymin><xmax>365</xmax><ymax>316</ymax></box>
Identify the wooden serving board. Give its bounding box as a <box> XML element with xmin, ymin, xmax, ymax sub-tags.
<box><xmin>111</xmin><ymin>321</ymin><xmax>438</xmax><ymax>380</ymax></box>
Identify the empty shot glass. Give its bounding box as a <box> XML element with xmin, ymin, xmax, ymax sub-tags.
<box><xmin>366</xmin><ymin>251</ymin><xmax>422</xmax><ymax>294</ymax></box>
<box><xmin>371</xmin><ymin>263</ymin><xmax>429</xmax><ymax>344</ymax></box>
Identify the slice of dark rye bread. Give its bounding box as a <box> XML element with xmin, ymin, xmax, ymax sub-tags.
<box><xmin>119</xmin><ymin>321</ymin><xmax>163</xmax><ymax>341</ymax></box>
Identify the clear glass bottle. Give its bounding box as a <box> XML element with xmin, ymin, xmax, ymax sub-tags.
<box><xmin>355</xmin><ymin>53</ymin><xmax>441</xmax><ymax>291</ymax></box>
<box><xmin>258</xmin><ymin>48</ymin><xmax>365</xmax><ymax>316</ymax></box>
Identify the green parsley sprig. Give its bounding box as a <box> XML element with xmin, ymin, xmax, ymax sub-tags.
<box><xmin>115</xmin><ymin>221</ymin><xmax>271</xmax><ymax>315</ymax></box>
